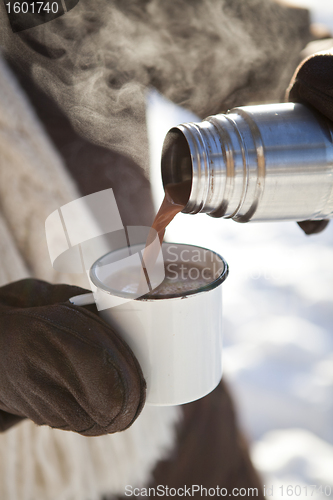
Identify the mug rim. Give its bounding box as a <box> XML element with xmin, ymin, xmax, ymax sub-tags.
<box><xmin>90</xmin><ymin>242</ymin><xmax>229</xmax><ymax>301</ymax></box>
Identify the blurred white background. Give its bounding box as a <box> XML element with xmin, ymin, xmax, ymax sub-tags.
<box><xmin>146</xmin><ymin>2</ymin><xmax>333</xmax><ymax>498</ymax></box>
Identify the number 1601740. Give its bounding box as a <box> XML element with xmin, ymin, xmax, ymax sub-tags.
<box><xmin>279</xmin><ymin>485</ymin><xmax>332</xmax><ymax>497</ymax></box>
<box><xmin>5</xmin><ymin>2</ymin><xmax>59</xmax><ymax>14</ymax></box>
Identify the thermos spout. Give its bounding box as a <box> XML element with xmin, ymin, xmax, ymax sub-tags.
<box><xmin>161</xmin><ymin>103</ymin><xmax>333</xmax><ymax>222</ymax></box>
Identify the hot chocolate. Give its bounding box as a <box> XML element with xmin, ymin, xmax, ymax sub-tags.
<box><xmin>146</xmin><ymin>261</ymin><xmax>215</xmax><ymax>297</ymax></box>
<box><xmin>150</xmin><ymin>180</ymin><xmax>191</xmax><ymax>245</ymax></box>
<box><xmin>104</xmin><ymin>261</ymin><xmax>215</xmax><ymax>298</ymax></box>
<box><xmin>141</xmin><ymin>179</ymin><xmax>191</xmax><ymax>286</ymax></box>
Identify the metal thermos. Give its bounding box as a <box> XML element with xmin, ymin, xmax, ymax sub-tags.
<box><xmin>161</xmin><ymin>103</ymin><xmax>333</xmax><ymax>222</ymax></box>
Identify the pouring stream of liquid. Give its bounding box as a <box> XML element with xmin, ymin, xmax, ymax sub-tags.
<box><xmin>151</xmin><ymin>181</ymin><xmax>191</xmax><ymax>244</ymax></box>
<box><xmin>141</xmin><ymin>180</ymin><xmax>191</xmax><ymax>292</ymax></box>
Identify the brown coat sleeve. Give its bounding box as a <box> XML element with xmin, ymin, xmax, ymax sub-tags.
<box><xmin>144</xmin><ymin>381</ymin><xmax>264</xmax><ymax>499</ymax></box>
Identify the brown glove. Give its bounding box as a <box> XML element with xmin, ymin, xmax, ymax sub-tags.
<box><xmin>0</xmin><ymin>278</ymin><xmax>146</xmax><ymax>436</ymax></box>
<box><xmin>287</xmin><ymin>48</ymin><xmax>333</xmax><ymax>235</ymax></box>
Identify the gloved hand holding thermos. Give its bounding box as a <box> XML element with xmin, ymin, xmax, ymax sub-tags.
<box><xmin>287</xmin><ymin>48</ymin><xmax>333</xmax><ymax>234</ymax></box>
<box><xmin>162</xmin><ymin>49</ymin><xmax>333</xmax><ymax>235</ymax></box>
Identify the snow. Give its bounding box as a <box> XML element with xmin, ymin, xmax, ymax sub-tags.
<box><xmin>146</xmin><ymin>3</ymin><xmax>333</xmax><ymax>495</ymax></box>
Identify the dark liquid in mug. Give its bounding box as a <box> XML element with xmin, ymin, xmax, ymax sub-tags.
<box><xmin>146</xmin><ymin>261</ymin><xmax>214</xmax><ymax>297</ymax></box>
<box><xmin>105</xmin><ymin>261</ymin><xmax>214</xmax><ymax>298</ymax></box>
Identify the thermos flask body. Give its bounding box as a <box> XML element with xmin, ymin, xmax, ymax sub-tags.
<box><xmin>161</xmin><ymin>103</ymin><xmax>333</xmax><ymax>222</ymax></box>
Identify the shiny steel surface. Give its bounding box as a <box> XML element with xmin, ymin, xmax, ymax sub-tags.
<box><xmin>161</xmin><ymin>103</ymin><xmax>333</xmax><ymax>222</ymax></box>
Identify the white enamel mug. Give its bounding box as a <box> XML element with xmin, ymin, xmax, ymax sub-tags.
<box><xmin>71</xmin><ymin>242</ymin><xmax>228</xmax><ymax>406</ymax></box>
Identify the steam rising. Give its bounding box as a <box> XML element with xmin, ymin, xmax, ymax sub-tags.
<box><xmin>0</xmin><ymin>0</ymin><xmax>310</xmax><ymax>175</ymax></box>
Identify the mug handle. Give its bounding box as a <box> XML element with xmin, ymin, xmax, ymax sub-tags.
<box><xmin>69</xmin><ymin>293</ymin><xmax>95</xmax><ymax>306</ymax></box>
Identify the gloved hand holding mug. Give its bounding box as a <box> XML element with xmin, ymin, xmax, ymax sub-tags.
<box><xmin>0</xmin><ymin>279</ymin><xmax>146</xmax><ymax>435</ymax></box>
